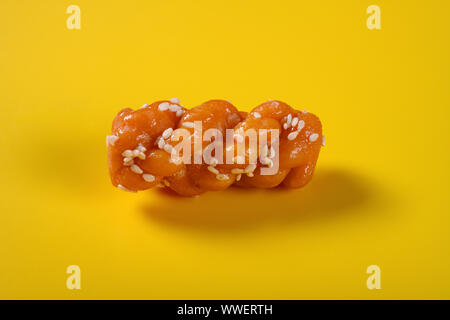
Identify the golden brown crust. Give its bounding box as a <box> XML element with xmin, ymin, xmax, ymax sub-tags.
<box><xmin>107</xmin><ymin>99</ymin><xmax>323</xmax><ymax>195</ymax></box>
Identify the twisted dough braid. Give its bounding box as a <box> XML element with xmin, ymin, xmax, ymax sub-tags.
<box><xmin>107</xmin><ymin>99</ymin><xmax>323</xmax><ymax>196</ymax></box>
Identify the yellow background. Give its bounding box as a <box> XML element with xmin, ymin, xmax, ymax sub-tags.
<box><xmin>1</xmin><ymin>0</ymin><xmax>449</xmax><ymax>299</ymax></box>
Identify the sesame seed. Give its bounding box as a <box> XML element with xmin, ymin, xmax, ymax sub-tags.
<box><xmin>137</xmin><ymin>144</ymin><xmax>147</xmax><ymax>152</ymax></box>
<box><xmin>247</xmin><ymin>172</ymin><xmax>254</xmax><ymax>177</ymax></box>
<box><xmin>158</xmin><ymin>102</ymin><xmax>169</xmax><ymax>111</ymax></box>
<box><xmin>253</xmin><ymin>112</ymin><xmax>261</xmax><ymax>118</ymax></box>
<box><xmin>302</xmin><ymin>110</ymin><xmax>308</xmax><ymax>114</ymax></box>
<box><xmin>309</xmin><ymin>133</ymin><xmax>319</xmax><ymax>142</ymax></box>
<box><xmin>141</xmin><ymin>103</ymin><xmax>149</xmax><ymax>108</ymax></box>
<box><xmin>162</xmin><ymin>128</ymin><xmax>173</xmax><ymax>139</ymax></box>
<box><xmin>245</xmin><ymin>164</ymin><xmax>257</xmax><ymax>173</ymax></box>
<box><xmin>130</xmin><ymin>164</ymin><xmax>143</xmax><ymax>174</ymax></box>
<box><xmin>106</xmin><ymin>135</ymin><xmax>119</xmax><ymax>147</ymax></box>
<box><xmin>216</xmin><ymin>174</ymin><xmax>229</xmax><ymax>181</ymax></box>
<box><xmin>208</xmin><ymin>166</ymin><xmax>220</xmax><ymax>175</ymax></box>
<box><xmin>142</xmin><ymin>174</ymin><xmax>155</xmax><ymax>182</ymax></box>
<box><xmin>123</xmin><ymin>157</ymin><xmax>133</xmax><ymax>166</ymax></box>
<box><xmin>176</xmin><ymin>109</ymin><xmax>184</xmax><ymax>117</ymax></box>
<box><xmin>231</xmin><ymin>168</ymin><xmax>244</xmax><ymax>174</ymax></box>
<box><xmin>291</xmin><ymin>117</ymin><xmax>299</xmax><ymax>127</ymax></box>
<box><xmin>158</xmin><ymin>138</ymin><xmax>165</xmax><ymax>149</ymax></box>
<box><xmin>132</xmin><ymin>149</ymin><xmax>140</xmax><ymax>157</ymax></box>
<box><xmin>236</xmin><ymin>174</ymin><xmax>242</xmax><ymax>181</ymax></box>
<box><xmin>163</xmin><ymin>180</ymin><xmax>171</xmax><ymax>187</ymax></box>
<box><xmin>288</xmin><ymin>131</ymin><xmax>299</xmax><ymax>140</ymax></box>
<box><xmin>118</xmin><ymin>184</ymin><xmax>136</xmax><ymax>193</ymax></box>
<box><xmin>163</xmin><ymin>144</ymin><xmax>173</xmax><ymax>153</ymax></box>
<box><xmin>136</xmin><ymin>152</ymin><xmax>146</xmax><ymax>160</ymax></box>
<box><xmin>170</xmin><ymin>98</ymin><xmax>180</xmax><ymax>103</ymax></box>
<box><xmin>182</xmin><ymin>122</ymin><xmax>194</xmax><ymax>128</ymax></box>
<box><xmin>283</xmin><ymin>123</ymin><xmax>288</xmax><ymax>130</ymax></box>
<box><xmin>322</xmin><ymin>135</ymin><xmax>326</xmax><ymax>146</ymax></box>
<box><xmin>169</xmin><ymin>104</ymin><xmax>180</xmax><ymax>112</ymax></box>
<box><xmin>287</xmin><ymin>114</ymin><xmax>292</xmax><ymax>126</ymax></box>
<box><xmin>122</xmin><ymin>150</ymin><xmax>133</xmax><ymax>158</ymax></box>
<box><xmin>297</xmin><ymin>120</ymin><xmax>305</xmax><ymax>131</ymax></box>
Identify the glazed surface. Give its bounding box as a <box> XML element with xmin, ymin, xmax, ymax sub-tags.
<box><xmin>107</xmin><ymin>99</ymin><xmax>323</xmax><ymax>196</ymax></box>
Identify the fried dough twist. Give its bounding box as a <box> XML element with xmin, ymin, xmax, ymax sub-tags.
<box><xmin>107</xmin><ymin>99</ymin><xmax>323</xmax><ymax>196</ymax></box>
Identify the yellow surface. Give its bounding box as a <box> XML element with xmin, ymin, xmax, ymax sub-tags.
<box><xmin>1</xmin><ymin>0</ymin><xmax>449</xmax><ymax>299</ymax></box>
